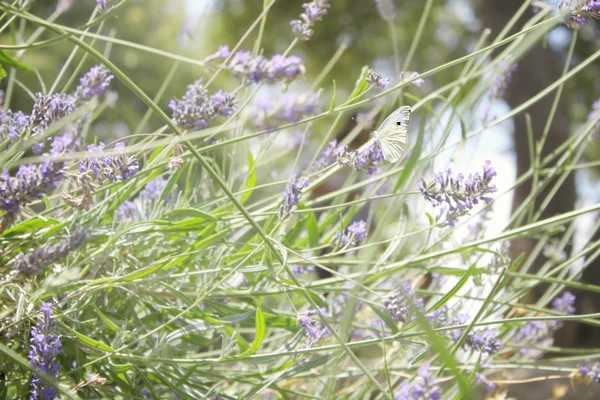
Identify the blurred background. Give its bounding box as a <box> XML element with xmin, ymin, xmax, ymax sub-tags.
<box><xmin>4</xmin><ymin>0</ymin><xmax>600</xmax><ymax>397</ymax></box>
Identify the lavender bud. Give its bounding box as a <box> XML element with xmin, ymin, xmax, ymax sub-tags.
<box><xmin>253</xmin><ymin>92</ymin><xmax>321</xmax><ymax>130</ymax></box>
<box><xmin>14</xmin><ymin>228</ymin><xmax>88</xmax><ymax>275</ymax></box>
<box><xmin>366</xmin><ymin>70</ymin><xmax>390</xmax><ymax>89</ymax></box>
<box><xmin>383</xmin><ymin>281</ymin><xmax>425</xmax><ymax>323</ymax></box>
<box><xmin>204</xmin><ymin>45</ymin><xmax>231</xmax><ymax>62</ymax></box>
<box><xmin>279</xmin><ymin>172</ymin><xmax>308</xmax><ymax>220</ymax></box>
<box><xmin>337</xmin><ymin>141</ymin><xmax>383</xmax><ymax>175</ymax></box>
<box><xmin>290</xmin><ymin>0</ymin><xmax>330</xmax><ymax>40</ymax></box>
<box><xmin>229</xmin><ymin>51</ymin><xmax>305</xmax><ymax>85</ymax></box>
<box><xmin>394</xmin><ymin>363</ymin><xmax>442</xmax><ymax>400</ymax></box>
<box><xmin>559</xmin><ymin>1</ymin><xmax>600</xmax><ymax>28</ymax></box>
<box><xmin>29</xmin><ymin>302</ymin><xmax>61</xmax><ymax>400</ymax></box>
<box><xmin>74</xmin><ymin>65</ymin><xmax>114</xmax><ymax>102</ymax></box>
<box><xmin>418</xmin><ymin>161</ymin><xmax>498</xmax><ymax>226</ymax></box>
<box><xmin>335</xmin><ymin>220</ymin><xmax>368</xmax><ymax>248</ymax></box>
<box><xmin>297</xmin><ymin>309</ymin><xmax>329</xmax><ymax>347</ymax></box>
<box><xmin>448</xmin><ymin>314</ymin><xmax>504</xmax><ymax>355</ymax></box>
<box><xmin>79</xmin><ymin>142</ymin><xmax>139</xmax><ymax>185</ymax></box>
<box><xmin>169</xmin><ymin>79</ymin><xmax>237</xmax><ymax>131</ymax></box>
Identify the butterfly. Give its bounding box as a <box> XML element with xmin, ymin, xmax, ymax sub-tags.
<box><xmin>372</xmin><ymin>106</ymin><xmax>411</xmax><ymax>163</ymax></box>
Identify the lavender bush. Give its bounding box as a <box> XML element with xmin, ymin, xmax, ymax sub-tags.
<box><xmin>1</xmin><ymin>1</ymin><xmax>599</xmax><ymax>399</ymax></box>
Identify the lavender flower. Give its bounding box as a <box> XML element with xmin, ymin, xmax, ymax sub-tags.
<box><xmin>404</xmin><ymin>71</ymin><xmax>425</xmax><ymax>88</ymax></box>
<box><xmin>394</xmin><ymin>363</ymin><xmax>442</xmax><ymax>400</ymax></box>
<box><xmin>28</xmin><ymin>93</ymin><xmax>76</xmax><ymax>154</ymax></box>
<box><xmin>169</xmin><ymin>79</ymin><xmax>237</xmax><ymax>131</ymax></box>
<box><xmin>78</xmin><ymin>142</ymin><xmax>139</xmax><ymax>184</ymax></box>
<box><xmin>366</xmin><ymin>70</ymin><xmax>390</xmax><ymax>89</ymax></box>
<box><xmin>0</xmin><ymin>161</ymin><xmax>65</xmax><ymax>232</ymax></box>
<box><xmin>448</xmin><ymin>314</ymin><xmax>504</xmax><ymax>355</ymax></box>
<box><xmin>375</xmin><ymin>0</ymin><xmax>397</xmax><ymax>21</ymax></box>
<box><xmin>335</xmin><ymin>220</ymin><xmax>368</xmax><ymax>248</ymax></box>
<box><xmin>116</xmin><ymin>201</ymin><xmax>139</xmax><ymax>222</ymax></box>
<box><xmin>279</xmin><ymin>172</ymin><xmax>308</xmax><ymax>220</ymax></box>
<box><xmin>475</xmin><ymin>373</ymin><xmax>496</xmax><ymax>392</ymax></box>
<box><xmin>417</xmin><ymin>161</ymin><xmax>497</xmax><ymax>226</ymax></box>
<box><xmin>14</xmin><ymin>228</ymin><xmax>88</xmax><ymax>275</ymax></box>
<box><xmin>74</xmin><ymin>65</ymin><xmax>114</xmax><ymax>102</ymax></box>
<box><xmin>490</xmin><ymin>62</ymin><xmax>517</xmax><ymax>101</ymax></box>
<box><xmin>579</xmin><ymin>360</ymin><xmax>600</xmax><ymax>383</ymax></box>
<box><xmin>297</xmin><ymin>309</ymin><xmax>329</xmax><ymax>347</ymax></box>
<box><xmin>229</xmin><ymin>51</ymin><xmax>305</xmax><ymax>85</ymax></box>
<box><xmin>291</xmin><ymin>264</ymin><xmax>315</xmax><ymax>276</ymax></box>
<box><xmin>28</xmin><ymin>302</ymin><xmax>61</xmax><ymax>400</ymax></box>
<box><xmin>253</xmin><ymin>92</ymin><xmax>321</xmax><ymax>130</ymax></box>
<box><xmin>309</xmin><ymin>139</ymin><xmax>340</xmax><ymax>174</ymax></box>
<box><xmin>337</xmin><ymin>140</ymin><xmax>383</xmax><ymax>175</ymax></box>
<box><xmin>204</xmin><ymin>45</ymin><xmax>231</xmax><ymax>62</ymax></box>
<box><xmin>559</xmin><ymin>0</ymin><xmax>600</xmax><ymax>28</ymax></box>
<box><xmin>290</xmin><ymin>0</ymin><xmax>330</xmax><ymax>40</ymax></box>
<box><xmin>513</xmin><ymin>291</ymin><xmax>576</xmax><ymax>358</ymax></box>
<box><xmin>0</xmin><ymin>110</ymin><xmax>29</xmax><ymax>140</ymax></box>
<box><xmin>383</xmin><ymin>281</ymin><xmax>425</xmax><ymax>323</ymax></box>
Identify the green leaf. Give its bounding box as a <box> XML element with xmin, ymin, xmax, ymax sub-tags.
<box><xmin>329</xmin><ymin>79</ymin><xmax>337</xmax><ymax>113</ymax></box>
<box><xmin>235</xmin><ymin>308</ymin><xmax>266</xmax><ymax>358</ymax></box>
<box><xmin>162</xmin><ymin>208</ymin><xmax>216</xmax><ymax>221</ymax></box>
<box><xmin>346</xmin><ymin>66</ymin><xmax>370</xmax><ymax>103</ymax></box>
<box><xmin>63</xmin><ymin>326</ymin><xmax>115</xmax><ymax>352</ymax></box>
<box><xmin>1</xmin><ymin>216</ymin><xmax>60</xmax><ymax>237</ymax></box>
<box><xmin>240</xmin><ymin>152</ymin><xmax>256</xmax><ymax>204</ymax></box>
<box><xmin>306</xmin><ymin>212</ymin><xmax>320</xmax><ymax>248</ymax></box>
<box><xmin>0</xmin><ymin>50</ymin><xmax>34</xmax><ymax>72</ymax></box>
<box><xmin>94</xmin><ymin>306</ymin><xmax>118</xmax><ymax>332</ymax></box>
<box><xmin>0</xmin><ymin>65</ymin><xmax>6</xmax><ymax>81</ymax></box>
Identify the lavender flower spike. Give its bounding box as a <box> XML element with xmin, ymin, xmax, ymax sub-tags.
<box><xmin>14</xmin><ymin>227</ymin><xmax>88</xmax><ymax>275</ymax></box>
<box><xmin>417</xmin><ymin>161</ymin><xmax>498</xmax><ymax>226</ymax></box>
<box><xmin>229</xmin><ymin>51</ymin><xmax>305</xmax><ymax>85</ymax></box>
<box><xmin>29</xmin><ymin>302</ymin><xmax>61</xmax><ymax>400</ymax></box>
<box><xmin>366</xmin><ymin>70</ymin><xmax>390</xmax><ymax>89</ymax></box>
<box><xmin>384</xmin><ymin>281</ymin><xmax>425</xmax><ymax>323</ymax></box>
<box><xmin>394</xmin><ymin>363</ymin><xmax>442</xmax><ymax>400</ymax></box>
<box><xmin>448</xmin><ymin>314</ymin><xmax>504</xmax><ymax>355</ymax></box>
<box><xmin>290</xmin><ymin>0</ymin><xmax>330</xmax><ymax>40</ymax></box>
<box><xmin>297</xmin><ymin>309</ymin><xmax>329</xmax><ymax>347</ymax></box>
<box><xmin>74</xmin><ymin>65</ymin><xmax>114</xmax><ymax>102</ymax></box>
<box><xmin>337</xmin><ymin>220</ymin><xmax>368</xmax><ymax>248</ymax></box>
<box><xmin>279</xmin><ymin>172</ymin><xmax>308</xmax><ymax>220</ymax></box>
<box><xmin>337</xmin><ymin>141</ymin><xmax>383</xmax><ymax>175</ymax></box>
<box><xmin>169</xmin><ymin>78</ymin><xmax>237</xmax><ymax>131</ymax></box>
<box><xmin>79</xmin><ymin>142</ymin><xmax>139</xmax><ymax>184</ymax></box>
<box><xmin>559</xmin><ymin>1</ymin><xmax>600</xmax><ymax>28</ymax></box>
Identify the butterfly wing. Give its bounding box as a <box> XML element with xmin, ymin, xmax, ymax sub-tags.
<box><xmin>377</xmin><ymin>106</ymin><xmax>412</xmax><ymax>132</ymax></box>
<box><xmin>373</xmin><ymin>106</ymin><xmax>411</xmax><ymax>163</ymax></box>
<box><xmin>376</xmin><ymin>125</ymin><xmax>408</xmax><ymax>163</ymax></box>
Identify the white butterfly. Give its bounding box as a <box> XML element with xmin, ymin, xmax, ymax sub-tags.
<box><xmin>372</xmin><ymin>106</ymin><xmax>411</xmax><ymax>163</ymax></box>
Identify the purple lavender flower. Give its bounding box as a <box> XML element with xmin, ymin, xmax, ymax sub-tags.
<box><xmin>417</xmin><ymin>161</ymin><xmax>497</xmax><ymax>226</ymax></box>
<box><xmin>229</xmin><ymin>51</ymin><xmax>305</xmax><ymax>85</ymax></box>
<box><xmin>0</xmin><ymin>110</ymin><xmax>29</xmax><ymax>140</ymax></box>
<box><xmin>204</xmin><ymin>45</ymin><xmax>231</xmax><ymax>62</ymax></box>
<box><xmin>337</xmin><ymin>141</ymin><xmax>383</xmax><ymax>175</ymax></box>
<box><xmin>279</xmin><ymin>172</ymin><xmax>308</xmax><ymax>220</ymax></box>
<box><xmin>28</xmin><ymin>302</ymin><xmax>61</xmax><ymax>400</ymax></box>
<box><xmin>297</xmin><ymin>309</ymin><xmax>329</xmax><ymax>347</ymax></box>
<box><xmin>559</xmin><ymin>0</ymin><xmax>600</xmax><ymax>28</ymax></box>
<box><xmin>383</xmin><ymin>281</ymin><xmax>425</xmax><ymax>323</ymax></box>
<box><xmin>14</xmin><ymin>228</ymin><xmax>88</xmax><ymax>275</ymax></box>
<box><xmin>394</xmin><ymin>363</ymin><xmax>442</xmax><ymax>400</ymax></box>
<box><xmin>375</xmin><ymin>0</ymin><xmax>397</xmax><ymax>21</ymax></box>
<box><xmin>28</xmin><ymin>93</ymin><xmax>76</xmax><ymax>154</ymax></box>
<box><xmin>78</xmin><ymin>142</ymin><xmax>139</xmax><ymax>184</ymax></box>
<box><xmin>0</xmin><ymin>160</ymin><xmax>66</xmax><ymax>232</ymax></box>
<box><xmin>426</xmin><ymin>305</ymin><xmax>448</xmax><ymax>328</ymax></box>
<box><xmin>291</xmin><ymin>264</ymin><xmax>315</xmax><ymax>276</ymax></box>
<box><xmin>490</xmin><ymin>62</ymin><xmax>518</xmax><ymax>101</ymax></box>
<box><xmin>74</xmin><ymin>65</ymin><xmax>114</xmax><ymax>102</ymax></box>
<box><xmin>290</xmin><ymin>0</ymin><xmax>330</xmax><ymax>40</ymax></box>
<box><xmin>140</xmin><ymin>178</ymin><xmax>168</xmax><ymax>202</ymax></box>
<box><xmin>309</xmin><ymin>139</ymin><xmax>340</xmax><ymax>174</ymax></box>
<box><xmin>366</xmin><ymin>70</ymin><xmax>390</xmax><ymax>89</ymax></box>
<box><xmin>579</xmin><ymin>360</ymin><xmax>600</xmax><ymax>383</ymax></box>
<box><xmin>169</xmin><ymin>79</ymin><xmax>238</xmax><ymax>131</ymax></box>
<box><xmin>475</xmin><ymin>373</ymin><xmax>496</xmax><ymax>392</ymax></box>
<box><xmin>116</xmin><ymin>201</ymin><xmax>139</xmax><ymax>222</ymax></box>
<box><xmin>253</xmin><ymin>92</ymin><xmax>321</xmax><ymax>130</ymax></box>
<box><xmin>405</xmin><ymin>71</ymin><xmax>425</xmax><ymax>88</ymax></box>
<box><xmin>336</xmin><ymin>220</ymin><xmax>368</xmax><ymax>248</ymax></box>
<box><xmin>513</xmin><ymin>292</ymin><xmax>576</xmax><ymax>358</ymax></box>
<box><xmin>448</xmin><ymin>314</ymin><xmax>504</xmax><ymax>355</ymax></box>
